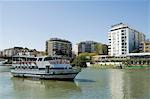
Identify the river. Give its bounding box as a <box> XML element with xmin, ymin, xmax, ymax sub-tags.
<box><xmin>0</xmin><ymin>66</ymin><xmax>150</xmax><ymax>99</ymax></box>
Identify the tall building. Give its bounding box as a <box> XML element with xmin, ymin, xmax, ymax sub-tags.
<box><xmin>76</xmin><ymin>41</ymin><xmax>98</xmax><ymax>54</ymax></box>
<box><xmin>46</xmin><ymin>38</ymin><xmax>72</xmax><ymax>58</ymax></box>
<box><xmin>139</xmin><ymin>40</ymin><xmax>150</xmax><ymax>52</ymax></box>
<box><xmin>108</xmin><ymin>23</ymin><xmax>145</xmax><ymax>56</ymax></box>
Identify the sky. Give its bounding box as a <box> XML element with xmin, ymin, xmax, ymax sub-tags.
<box><xmin>0</xmin><ymin>0</ymin><xmax>149</xmax><ymax>51</ymax></box>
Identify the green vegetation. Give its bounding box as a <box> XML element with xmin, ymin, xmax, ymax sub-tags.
<box><xmin>131</xmin><ymin>49</ymin><xmax>140</xmax><ymax>53</ymax></box>
<box><xmin>126</xmin><ymin>66</ymin><xmax>150</xmax><ymax>69</ymax></box>
<box><xmin>71</xmin><ymin>52</ymin><xmax>97</xmax><ymax>67</ymax></box>
<box><xmin>95</xmin><ymin>43</ymin><xmax>108</xmax><ymax>55</ymax></box>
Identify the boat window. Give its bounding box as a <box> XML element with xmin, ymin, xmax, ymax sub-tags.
<box><xmin>38</xmin><ymin>58</ymin><xmax>42</xmax><ymax>61</ymax></box>
<box><xmin>29</xmin><ymin>58</ymin><xmax>37</xmax><ymax>61</ymax></box>
<box><xmin>33</xmin><ymin>58</ymin><xmax>37</xmax><ymax>61</ymax></box>
<box><xmin>44</xmin><ymin>57</ymin><xmax>53</xmax><ymax>61</ymax></box>
<box><xmin>38</xmin><ymin>68</ymin><xmax>45</xmax><ymax>70</ymax></box>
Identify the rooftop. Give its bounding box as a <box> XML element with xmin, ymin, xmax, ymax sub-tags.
<box><xmin>47</xmin><ymin>38</ymin><xmax>71</xmax><ymax>43</ymax></box>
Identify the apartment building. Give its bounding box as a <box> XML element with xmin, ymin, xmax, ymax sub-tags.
<box><xmin>46</xmin><ymin>38</ymin><xmax>72</xmax><ymax>58</ymax></box>
<box><xmin>108</xmin><ymin>23</ymin><xmax>145</xmax><ymax>56</ymax></box>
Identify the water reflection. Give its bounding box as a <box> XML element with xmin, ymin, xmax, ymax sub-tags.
<box><xmin>109</xmin><ymin>70</ymin><xmax>124</xmax><ymax>99</ymax></box>
<box><xmin>123</xmin><ymin>70</ymin><xmax>150</xmax><ymax>99</ymax></box>
<box><xmin>0</xmin><ymin>66</ymin><xmax>150</xmax><ymax>99</ymax></box>
<box><xmin>0</xmin><ymin>66</ymin><xmax>11</xmax><ymax>72</ymax></box>
<box><xmin>109</xmin><ymin>69</ymin><xmax>150</xmax><ymax>99</ymax></box>
<box><xmin>74</xmin><ymin>68</ymin><xmax>112</xmax><ymax>99</ymax></box>
<box><xmin>75</xmin><ymin>79</ymin><xmax>96</xmax><ymax>82</ymax></box>
<box><xmin>11</xmin><ymin>77</ymin><xmax>81</xmax><ymax>99</ymax></box>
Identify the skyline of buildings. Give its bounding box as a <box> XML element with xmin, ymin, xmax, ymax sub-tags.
<box><xmin>1</xmin><ymin>23</ymin><xmax>149</xmax><ymax>58</ymax></box>
<box><xmin>1</xmin><ymin>1</ymin><xmax>149</xmax><ymax>51</ymax></box>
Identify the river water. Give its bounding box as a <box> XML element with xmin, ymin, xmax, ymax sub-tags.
<box><xmin>0</xmin><ymin>66</ymin><xmax>150</xmax><ymax>99</ymax></box>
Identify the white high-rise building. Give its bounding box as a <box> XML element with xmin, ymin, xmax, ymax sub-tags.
<box><xmin>108</xmin><ymin>23</ymin><xmax>145</xmax><ymax>56</ymax></box>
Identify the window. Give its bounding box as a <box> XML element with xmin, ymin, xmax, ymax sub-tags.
<box><xmin>44</xmin><ymin>57</ymin><xmax>53</xmax><ymax>61</ymax></box>
<box><xmin>38</xmin><ymin>58</ymin><xmax>42</xmax><ymax>61</ymax></box>
<box><xmin>121</xmin><ymin>30</ymin><xmax>124</xmax><ymax>32</ymax></box>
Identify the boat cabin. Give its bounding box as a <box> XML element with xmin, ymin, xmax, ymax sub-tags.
<box><xmin>12</xmin><ymin>56</ymin><xmax>72</xmax><ymax>69</ymax></box>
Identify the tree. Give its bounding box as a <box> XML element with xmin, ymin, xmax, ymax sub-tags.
<box><xmin>71</xmin><ymin>52</ymin><xmax>97</xmax><ymax>67</ymax></box>
<box><xmin>71</xmin><ymin>55</ymin><xmax>87</xmax><ymax>67</ymax></box>
<box><xmin>95</xmin><ymin>43</ymin><xmax>108</xmax><ymax>55</ymax></box>
<box><xmin>131</xmin><ymin>49</ymin><xmax>140</xmax><ymax>53</ymax></box>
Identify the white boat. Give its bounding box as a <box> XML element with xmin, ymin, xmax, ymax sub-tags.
<box><xmin>11</xmin><ymin>56</ymin><xmax>81</xmax><ymax>80</ymax></box>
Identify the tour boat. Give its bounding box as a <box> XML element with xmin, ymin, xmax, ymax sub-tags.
<box><xmin>11</xmin><ymin>56</ymin><xmax>81</xmax><ymax>80</ymax></box>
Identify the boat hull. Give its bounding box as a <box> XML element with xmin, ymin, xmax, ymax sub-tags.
<box><xmin>11</xmin><ymin>73</ymin><xmax>78</xmax><ymax>80</ymax></box>
<box><xmin>11</xmin><ymin>68</ymin><xmax>81</xmax><ymax>81</ymax></box>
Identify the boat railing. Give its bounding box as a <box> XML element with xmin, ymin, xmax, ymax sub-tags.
<box><xmin>12</xmin><ymin>61</ymin><xmax>38</xmax><ymax>68</ymax></box>
<box><xmin>48</xmin><ymin>59</ymin><xmax>70</xmax><ymax>64</ymax></box>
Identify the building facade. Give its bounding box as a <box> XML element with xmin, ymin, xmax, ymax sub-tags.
<box><xmin>139</xmin><ymin>41</ymin><xmax>150</xmax><ymax>52</ymax></box>
<box><xmin>2</xmin><ymin>47</ymin><xmax>24</xmax><ymax>57</ymax></box>
<box><xmin>108</xmin><ymin>23</ymin><xmax>145</xmax><ymax>56</ymax></box>
<box><xmin>0</xmin><ymin>51</ymin><xmax>3</xmax><ymax>57</ymax></box>
<box><xmin>46</xmin><ymin>38</ymin><xmax>72</xmax><ymax>58</ymax></box>
<box><xmin>1</xmin><ymin>47</ymin><xmax>43</xmax><ymax>57</ymax></box>
<box><xmin>76</xmin><ymin>41</ymin><xmax>98</xmax><ymax>54</ymax></box>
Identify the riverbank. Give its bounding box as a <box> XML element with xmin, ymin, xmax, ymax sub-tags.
<box><xmin>89</xmin><ymin>64</ymin><xmax>150</xmax><ymax>69</ymax></box>
<box><xmin>89</xmin><ymin>64</ymin><xmax>122</xmax><ymax>69</ymax></box>
<box><xmin>125</xmin><ymin>65</ymin><xmax>150</xmax><ymax>69</ymax></box>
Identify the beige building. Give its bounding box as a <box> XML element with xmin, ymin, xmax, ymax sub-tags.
<box><xmin>2</xmin><ymin>47</ymin><xmax>44</xmax><ymax>57</ymax></box>
<box><xmin>2</xmin><ymin>47</ymin><xmax>24</xmax><ymax>57</ymax></box>
<box><xmin>46</xmin><ymin>38</ymin><xmax>72</xmax><ymax>58</ymax></box>
<box><xmin>76</xmin><ymin>41</ymin><xmax>97</xmax><ymax>54</ymax></box>
<box><xmin>140</xmin><ymin>41</ymin><xmax>150</xmax><ymax>52</ymax></box>
<box><xmin>75</xmin><ymin>41</ymin><xmax>108</xmax><ymax>55</ymax></box>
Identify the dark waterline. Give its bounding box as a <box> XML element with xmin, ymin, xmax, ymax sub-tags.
<box><xmin>0</xmin><ymin>66</ymin><xmax>150</xmax><ymax>99</ymax></box>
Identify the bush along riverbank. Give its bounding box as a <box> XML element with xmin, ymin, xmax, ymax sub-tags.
<box><xmin>89</xmin><ymin>64</ymin><xmax>123</xmax><ymax>69</ymax></box>
<box><xmin>124</xmin><ymin>65</ymin><xmax>150</xmax><ymax>69</ymax></box>
<box><xmin>89</xmin><ymin>64</ymin><xmax>150</xmax><ymax>69</ymax></box>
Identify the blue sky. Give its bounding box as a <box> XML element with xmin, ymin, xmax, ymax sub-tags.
<box><xmin>0</xmin><ymin>0</ymin><xmax>149</xmax><ymax>51</ymax></box>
